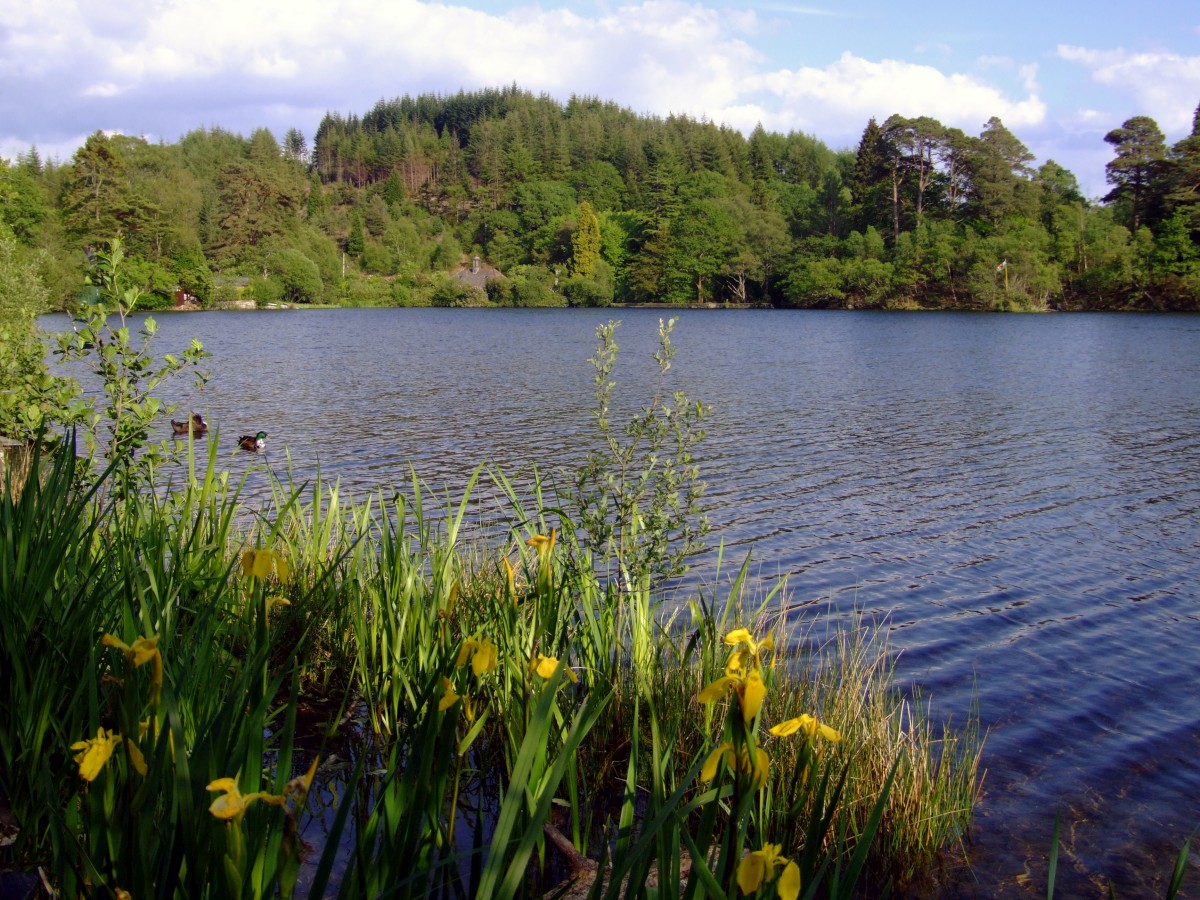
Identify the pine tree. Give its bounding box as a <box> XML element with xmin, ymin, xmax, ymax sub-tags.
<box><xmin>1104</xmin><ymin>115</ymin><xmax>1167</xmax><ymax>232</ymax></box>
<box><xmin>61</xmin><ymin>131</ymin><xmax>136</xmax><ymax>246</ymax></box>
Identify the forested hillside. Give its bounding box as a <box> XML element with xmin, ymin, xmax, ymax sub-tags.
<box><xmin>3</xmin><ymin>85</ymin><xmax>1199</xmax><ymax>313</ymax></box>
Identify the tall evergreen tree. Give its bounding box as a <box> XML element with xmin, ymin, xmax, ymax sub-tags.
<box><xmin>1165</xmin><ymin>101</ymin><xmax>1200</xmax><ymax>233</ymax></box>
<box><xmin>851</xmin><ymin>118</ymin><xmax>893</xmax><ymax>234</ymax></box>
<box><xmin>1104</xmin><ymin>115</ymin><xmax>1167</xmax><ymax>232</ymax></box>
<box><xmin>964</xmin><ymin>117</ymin><xmax>1036</xmax><ymax>225</ymax></box>
<box><xmin>61</xmin><ymin>131</ymin><xmax>137</xmax><ymax>246</ymax></box>
<box><xmin>571</xmin><ymin>201</ymin><xmax>601</xmax><ymax>277</ymax></box>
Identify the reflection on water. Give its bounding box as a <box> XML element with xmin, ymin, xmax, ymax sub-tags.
<box><xmin>44</xmin><ymin>307</ymin><xmax>1200</xmax><ymax>896</ymax></box>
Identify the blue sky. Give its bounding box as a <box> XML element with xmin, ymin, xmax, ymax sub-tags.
<box><xmin>2</xmin><ymin>0</ymin><xmax>1198</xmax><ymax>198</ymax></box>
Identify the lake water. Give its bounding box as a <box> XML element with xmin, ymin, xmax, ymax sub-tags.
<box><xmin>44</xmin><ymin>307</ymin><xmax>1200</xmax><ymax>896</ymax></box>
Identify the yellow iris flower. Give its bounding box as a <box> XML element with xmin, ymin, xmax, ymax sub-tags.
<box><xmin>101</xmin><ymin>633</ymin><xmax>163</xmax><ymax>692</ymax></box>
<box><xmin>206</xmin><ymin>778</ymin><xmax>286</xmax><ymax>820</ymax></box>
<box><xmin>125</xmin><ymin>738</ymin><xmax>148</xmax><ymax>776</ymax></box>
<box><xmin>503</xmin><ymin>558</ymin><xmax>516</xmax><ymax>597</ymax></box>
<box><xmin>456</xmin><ymin>635</ymin><xmax>500</xmax><ymax>676</ymax></box>
<box><xmin>240</xmin><ymin>547</ymin><xmax>290</xmax><ymax>583</ymax></box>
<box><xmin>724</xmin><ymin>627</ymin><xmax>775</xmax><ymax>673</ymax></box>
<box><xmin>697</xmin><ymin>666</ymin><xmax>767</xmax><ymax>723</ymax></box>
<box><xmin>71</xmin><ymin>727</ymin><xmax>122</xmax><ymax>781</ymax></box>
<box><xmin>526</xmin><ymin>528</ymin><xmax>556</xmax><ymax>561</ymax></box>
<box><xmin>285</xmin><ymin>756</ymin><xmax>320</xmax><ymax>799</ymax></box>
<box><xmin>529</xmin><ymin>653</ymin><xmax>578</xmax><ymax>683</ymax></box>
<box><xmin>438</xmin><ymin>676</ymin><xmax>461</xmax><ymax>711</ymax></box>
<box><xmin>699</xmin><ymin>741</ymin><xmax>770</xmax><ymax>789</ymax></box>
<box><xmin>736</xmin><ymin>842</ymin><xmax>801</xmax><ymax>900</ymax></box>
<box><xmin>698</xmin><ymin>628</ymin><xmax>776</xmax><ymax>723</ymax></box>
<box><xmin>768</xmin><ymin>713</ymin><xmax>842</xmax><ymax>743</ymax></box>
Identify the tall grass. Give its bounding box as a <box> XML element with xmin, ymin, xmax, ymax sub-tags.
<box><xmin>0</xmin><ymin>435</ymin><xmax>980</xmax><ymax>897</ymax></box>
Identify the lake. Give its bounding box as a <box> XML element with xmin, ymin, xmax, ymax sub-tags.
<box><xmin>44</xmin><ymin>306</ymin><xmax>1200</xmax><ymax>896</ymax></box>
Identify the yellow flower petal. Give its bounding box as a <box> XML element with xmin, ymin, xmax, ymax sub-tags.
<box><xmin>817</xmin><ymin>722</ymin><xmax>842</xmax><ymax>743</ymax></box>
<box><xmin>777</xmin><ymin>860</ymin><xmax>801</xmax><ymax>900</ymax></box>
<box><xmin>724</xmin><ymin>628</ymin><xmax>754</xmax><ymax>648</ymax></box>
<box><xmin>751</xmin><ymin>746</ymin><xmax>770</xmax><ymax>788</ymax></box>
<box><xmin>72</xmin><ymin>728</ymin><xmax>121</xmax><ymax>782</ymax></box>
<box><xmin>438</xmin><ymin>677</ymin><xmax>460</xmax><ymax>711</ymax></box>
<box><xmin>251</xmin><ymin>550</ymin><xmax>275</xmax><ymax>579</ymax></box>
<box><xmin>757</xmin><ymin>843</ymin><xmax>785</xmax><ymax>879</ymax></box>
<box><xmin>103</xmin><ymin>633</ymin><xmax>159</xmax><ymax>668</ymax></box>
<box><xmin>700</xmin><ymin>743</ymin><xmax>733</xmax><ymax>782</ymax></box>
<box><xmin>697</xmin><ymin>675</ymin><xmax>738</xmax><ymax>704</ymax></box>
<box><xmin>768</xmin><ymin>717</ymin><xmax>803</xmax><ymax>738</ymax></box>
<box><xmin>207</xmin><ymin>778</ymin><xmax>249</xmax><ymax>820</ymax></box>
<box><xmin>767</xmin><ymin>713</ymin><xmax>841</xmax><ymax>743</ymax></box>
<box><xmin>456</xmin><ymin>638</ymin><xmax>479</xmax><ymax>668</ymax></box>
<box><xmin>286</xmin><ymin>755</ymin><xmax>319</xmax><ymax>797</ymax></box>
<box><xmin>125</xmin><ymin>738</ymin><xmax>147</xmax><ymax>777</ymax></box>
<box><xmin>737</xmin><ymin>851</ymin><xmax>766</xmax><ymax>895</ymax></box>
<box><xmin>741</xmin><ymin>669</ymin><xmax>766</xmax><ymax>722</ymax></box>
<box><xmin>530</xmin><ymin>653</ymin><xmax>576</xmax><ymax>683</ymax></box>
<box><xmin>724</xmin><ymin>649</ymin><xmax>749</xmax><ymax>679</ymax></box>
<box><xmin>527</xmin><ymin>528</ymin><xmax>557</xmax><ymax>559</ymax></box>
<box><xmin>101</xmin><ymin>634</ymin><xmax>130</xmax><ymax>653</ymax></box>
<box><xmin>472</xmin><ymin>638</ymin><xmax>499</xmax><ymax>676</ymax></box>
<box><xmin>240</xmin><ymin>549</ymin><xmax>256</xmax><ymax>577</ymax></box>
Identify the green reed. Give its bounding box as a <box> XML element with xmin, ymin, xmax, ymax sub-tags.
<box><xmin>0</xmin><ymin>435</ymin><xmax>980</xmax><ymax>898</ymax></box>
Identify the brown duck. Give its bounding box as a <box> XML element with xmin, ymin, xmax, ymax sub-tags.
<box><xmin>171</xmin><ymin>412</ymin><xmax>208</xmax><ymax>436</ymax></box>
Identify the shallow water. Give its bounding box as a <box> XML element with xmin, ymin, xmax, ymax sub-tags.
<box><xmin>44</xmin><ymin>307</ymin><xmax>1200</xmax><ymax>896</ymax></box>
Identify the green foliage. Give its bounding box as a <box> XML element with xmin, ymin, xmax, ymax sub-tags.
<box><xmin>571</xmin><ymin>318</ymin><xmax>710</xmax><ymax>591</ymax></box>
<box><xmin>562</xmin><ymin>271</ymin><xmax>614</xmax><ymax>307</ymax></box>
<box><xmin>571</xmin><ymin>200</ymin><xmax>602</xmax><ymax>276</ymax></box>
<box><xmin>487</xmin><ymin>264</ymin><xmax>564</xmax><ymax>307</ymax></box>
<box><xmin>0</xmin><ymin>229</ymin><xmax>81</xmax><ymax>441</ymax></box>
<box><xmin>54</xmin><ymin>237</ymin><xmax>210</xmax><ymax>490</ymax></box>
<box><xmin>267</xmin><ymin>247</ymin><xmax>323</xmax><ymax>303</ymax></box>
<box><xmin>7</xmin><ymin>85</ymin><xmax>1200</xmax><ymax>311</ymax></box>
<box><xmin>429</xmin><ymin>233</ymin><xmax>462</xmax><ymax>271</ymax></box>
<box><xmin>430</xmin><ymin>275</ymin><xmax>483</xmax><ymax>307</ymax></box>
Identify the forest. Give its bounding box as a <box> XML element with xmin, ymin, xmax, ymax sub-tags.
<box><xmin>2</xmin><ymin>84</ymin><xmax>1199</xmax><ymax>314</ymax></box>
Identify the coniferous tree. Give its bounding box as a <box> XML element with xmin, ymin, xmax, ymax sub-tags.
<box><xmin>571</xmin><ymin>201</ymin><xmax>601</xmax><ymax>277</ymax></box>
<box><xmin>1165</xmin><ymin>102</ymin><xmax>1200</xmax><ymax>233</ymax></box>
<box><xmin>851</xmin><ymin>118</ymin><xmax>892</xmax><ymax>234</ymax></box>
<box><xmin>1104</xmin><ymin>115</ymin><xmax>1167</xmax><ymax>232</ymax></box>
<box><xmin>61</xmin><ymin>131</ymin><xmax>137</xmax><ymax>247</ymax></box>
<box><xmin>964</xmin><ymin>117</ymin><xmax>1036</xmax><ymax>225</ymax></box>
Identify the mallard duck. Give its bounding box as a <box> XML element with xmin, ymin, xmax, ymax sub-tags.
<box><xmin>237</xmin><ymin>431</ymin><xmax>268</xmax><ymax>452</ymax></box>
<box><xmin>172</xmin><ymin>412</ymin><xmax>208</xmax><ymax>436</ymax></box>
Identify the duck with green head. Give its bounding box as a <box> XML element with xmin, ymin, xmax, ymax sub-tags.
<box><xmin>237</xmin><ymin>431</ymin><xmax>268</xmax><ymax>452</ymax></box>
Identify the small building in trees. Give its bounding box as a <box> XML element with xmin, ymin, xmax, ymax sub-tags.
<box><xmin>451</xmin><ymin>255</ymin><xmax>506</xmax><ymax>296</ymax></box>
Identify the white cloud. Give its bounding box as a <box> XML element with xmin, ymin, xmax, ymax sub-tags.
<box><xmin>1057</xmin><ymin>44</ymin><xmax>1200</xmax><ymax>134</ymax></box>
<box><xmin>739</xmin><ymin>52</ymin><xmax>1045</xmax><ymax>145</ymax></box>
<box><xmin>0</xmin><ymin>0</ymin><xmax>1049</xmax><ymax>170</ymax></box>
<box><xmin>82</xmin><ymin>83</ymin><xmax>123</xmax><ymax>98</ymax></box>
